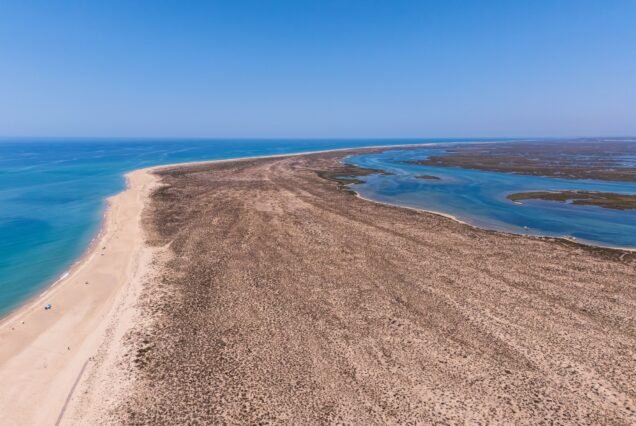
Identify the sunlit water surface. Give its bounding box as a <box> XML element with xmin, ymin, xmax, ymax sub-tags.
<box><xmin>345</xmin><ymin>147</ymin><xmax>636</xmax><ymax>249</ymax></box>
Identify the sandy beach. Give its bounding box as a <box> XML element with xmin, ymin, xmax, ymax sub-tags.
<box><xmin>1</xmin><ymin>149</ymin><xmax>635</xmax><ymax>424</ymax></box>
<box><xmin>0</xmin><ymin>167</ymin><xmax>159</xmax><ymax>425</ymax></box>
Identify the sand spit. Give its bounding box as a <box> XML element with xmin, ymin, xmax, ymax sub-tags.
<box><xmin>112</xmin><ymin>152</ymin><xmax>634</xmax><ymax>424</ymax></box>
<box><xmin>1</xmin><ymin>148</ymin><xmax>635</xmax><ymax>425</ymax></box>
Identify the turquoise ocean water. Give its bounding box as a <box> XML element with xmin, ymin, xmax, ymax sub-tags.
<box><xmin>2</xmin><ymin>139</ymin><xmax>635</xmax><ymax>317</ymax></box>
<box><xmin>0</xmin><ymin>138</ymin><xmax>434</xmax><ymax>316</ymax></box>
<box><xmin>345</xmin><ymin>146</ymin><xmax>636</xmax><ymax>249</ymax></box>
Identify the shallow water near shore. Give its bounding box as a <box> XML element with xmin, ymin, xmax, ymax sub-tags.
<box><xmin>345</xmin><ymin>147</ymin><xmax>636</xmax><ymax>249</ymax></box>
<box><xmin>0</xmin><ymin>138</ymin><xmax>457</xmax><ymax>316</ymax></box>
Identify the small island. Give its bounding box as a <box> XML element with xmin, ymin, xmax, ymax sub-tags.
<box><xmin>415</xmin><ymin>174</ymin><xmax>441</xmax><ymax>180</ymax></box>
<box><xmin>508</xmin><ymin>190</ymin><xmax>636</xmax><ymax>210</ymax></box>
<box><xmin>317</xmin><ymin>163</ymin><xmax>392</xmax><ymax>190</ymax></box>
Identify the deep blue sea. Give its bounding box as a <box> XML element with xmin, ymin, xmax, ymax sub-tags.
<box><xmin>0</xmin><ymin>138</ymin><xmax>435</xmax><ymax>316</ymax></box>
<box><xmin>345</xmin><ymin>147</ymin><xmax>636</xmax><ymax>249</ymax></box>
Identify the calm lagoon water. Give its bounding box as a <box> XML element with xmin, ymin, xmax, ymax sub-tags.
<box><xmin>345</xmin><ymin>147</ymin><xmax>636</xmax><ymax>250</ymax></box>
<box><xmin>0</xmin><ymin>138</ymin><xmax>434</xmax><ymax>316</ymax></box>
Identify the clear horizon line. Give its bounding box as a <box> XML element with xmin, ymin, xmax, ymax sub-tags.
<box><xmin>1</xmin><ymin>135</ymin><xmax>634</xmax><ymax>141</ymax></box>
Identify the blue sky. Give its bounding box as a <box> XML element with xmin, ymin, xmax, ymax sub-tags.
<box><xmin>1</xmin><ymin>1</ymin><xmax>635</xmax><ymax>138</ymax></box>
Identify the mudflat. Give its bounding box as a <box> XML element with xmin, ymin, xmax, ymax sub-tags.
<box><xmin>102</xmin><ymin>151</ymin><xmax>635</xmax><ymax>424</ymax></box>
<box><xmin>508</xmin><ymin>190</ymin><xmax>636</xmax><ymax>210</ymax></box>
<box><xmin>415</xmin><ymin>139</ymin><xmax>636</xmax><ymax>181</ymax></box>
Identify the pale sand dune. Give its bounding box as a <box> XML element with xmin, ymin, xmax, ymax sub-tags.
<box><xmin>0</xmin><ymin>168</ymin><xmax>158</xmax><ymax>425</ymax></box>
